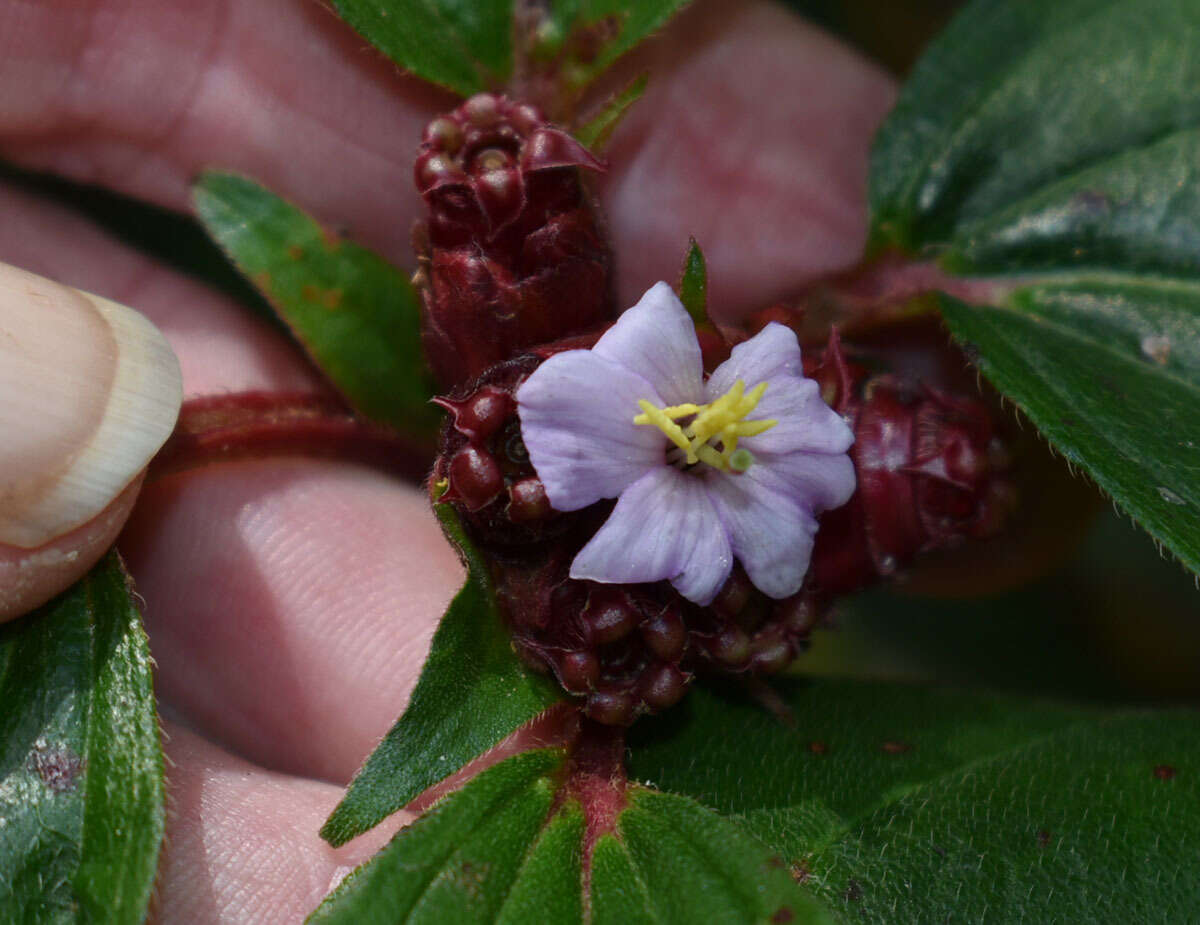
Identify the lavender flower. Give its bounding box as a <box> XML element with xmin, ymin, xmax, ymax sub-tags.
<box><xmin>516</xmin><ymin>282</ymin><xmax>855</xmax><ymax>605</ymax></box>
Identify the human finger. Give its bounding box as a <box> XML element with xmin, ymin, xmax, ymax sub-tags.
<box><xmin>0</xmin><ymin>183</ymin><xmax>323</xmax><ymax>397</ymax></box>
<box><xmin>151</xmin><ymin>720</ymin><xmax>412</xmax><ymax>924</ymax></box>
<box><xmin>0</xmin><ymin>0</ymin><xmax>893</xmax><ymax>313</ymax></box>
<box><xmin>0</xmin><ymin>260</ymin><xmax>180</xmax><ymax>619</ymax></box>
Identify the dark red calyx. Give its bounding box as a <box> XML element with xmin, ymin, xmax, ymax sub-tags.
<box><xmin>432</xmin><ymin>386</ymin><xmax>513</xmax><ymax>442</ymax></box>
<box><xmin>497</xmin><ymin>540</ymin><xmax>703</xmax><ymax>726</ymax></box>
<box><xmin>496</xmin><ymin>539</ymin><xmax>826</xmax><ymax>725</ymax></box>
<box><xmin>413</xmin><ymin>93</ymin><xmax>615</xmax><ymax>390</ymax></box>
<box><xmin>445</xmin><ymin>446</ymin><xmax>504</xmax><ymax>511</ymax></box>
<box><xmin>433</xmin><ymin>355</ymin><xmax>568</xmax><ymax>545</ymax></box>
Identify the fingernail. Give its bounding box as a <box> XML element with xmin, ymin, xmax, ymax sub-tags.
<box><xmin>0</xmin><ymin>262</ymin><xmax>182</xmax><ymax>548</ymax></box>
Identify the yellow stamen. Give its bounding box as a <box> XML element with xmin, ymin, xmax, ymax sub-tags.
<box><xmin>633</xmin><ymin>379</ymin><xmax>777</xmax><ymax>473</ymax></box>
<box><xmin>634</xmin><ymin>400</ymin><xmax>692</xmax><ymax>454</ymax></box>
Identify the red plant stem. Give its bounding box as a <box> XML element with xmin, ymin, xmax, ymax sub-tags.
<box><xmin>819</xmin><ymin>252</ymin><xmax>1006</xmax><ymax>310</ymax></box>
<box><xmin>768</xmin><ymin>251</ymin><xmax>1013</xmax><ymax>344</ymax></box>
<box><xmin>560</xmin><ymin>717</ymin><xmax>628</xmax><ymax>897</ymax></box>
<box><xmin>148</xmin><ymin>391</ymin><xmax>435</xmax><ymax>483</ymax></box>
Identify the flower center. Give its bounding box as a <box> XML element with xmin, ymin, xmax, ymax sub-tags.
<box><xmin>633</xmin><ymin>379</ymin><xmax>777</xmax><ymax>473</ymax></box>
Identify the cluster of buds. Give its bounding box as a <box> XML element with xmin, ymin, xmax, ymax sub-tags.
<box><xmin>800</xmin><ymin>328</ymin><xmax>1017</xmax><ymax>602</ymax></box>
<box><xmin>433</xmin><ymin>347</ymin><xmax>826</xmax><ymax>725</ymax></box>
<box><xmin>417</xmin><ymin>96</ymin><xmax>1018</xmax><ymax>725</ymax></box>
<box><xmin>412</xmin><ymin>93</ymin><xmax>614</xmax><ymax>389</ymax></box>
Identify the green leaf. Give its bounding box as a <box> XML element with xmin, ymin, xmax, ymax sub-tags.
<box><xmin>869</xmin><ymin>0</ymin><xmax>1200</xmax><ymax>251</ymax></box>
<box><xmin>675</xmin><ymin>237</ymin><xmax>708</xmax><ymax>325</ymax></box>
<box><xmin>867</xmin><ymin>0</ymin><xmax>1200</xmax><ymax>573</ymax></box>
<box><xmin>592</xmin><ymin>789</ymin><xmax>834</xmax><ymax>925</ymax></box>
<box><xmin>331</xmin><ymin>0</ymin><xmax>513</xmax><ymax>97</ymax></box>
<box><xmin>804</xmin><ymin>710</ymin><xmax>1200</xmax><ymax>922</ymax></box>
<box><xmin>0</xmin><ymin>554</ymin><xmax>164</xmax><ymax>924</ymax></box>
<box><xmin>628</xmin><ymin>680</ymin><xmax>1090</xmax><ymax>853</ymax></box>
<box><xmin>313</xmin><ymin>745</ymin><xmax>830</xmax><ymax>924</ymax></box>
<box><xmin>628</xmin><ymin>678</ymin><xmax>1200</xmax><ymax>921</ymax></box>
<box><xmin>574</xmin><ymin>74</ymin><xmax>648</xmax><ymax>151</ymax></box>
<box><xmin>193</xmin><ymin>171</ymin><xmax>440</xmax><ymax>439</ymax></box>
<box><xmin>320</xmin><ymin>504</ymin><xmax>563</xmax><ymax>847</ymax></box>
<box><xmin>938</xmin><ymin>290</ymin><xmax>1200</xmax><ymax>574</ymax></box>
<box><xmin>310</xmin><ymin>750</ymin><xmax>572</xmax><ymax>924</ymax></box>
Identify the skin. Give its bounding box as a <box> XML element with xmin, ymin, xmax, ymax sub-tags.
<box><xmin>0</xmin><ymin>0</ymin><xmax>895</xmax><ymax>920</ymax></box>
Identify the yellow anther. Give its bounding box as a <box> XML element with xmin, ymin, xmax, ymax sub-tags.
<box><xmin>660</xmin><ymin>403</ymin><xmax>702</xmax><ymax>418</ymax></box>
<box><xmin>633</xmin><ymin>379</ymin><xmax>777</xmax><ymax>473</ymax></box>
<box><xmin>730</xmin><ymin>418</ymin><xmax>776</xmax><ymax>438</ymax></box>
<box><xmin>634</xmin><ymin>400</ymin><xmax>692</xmax><ymax>453</ymax></box>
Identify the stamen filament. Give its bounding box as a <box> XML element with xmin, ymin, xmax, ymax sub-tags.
<box><xmin>634</xmin><ymin>379</ymin><xmax>778</xmax><ymax>473</ymax></box>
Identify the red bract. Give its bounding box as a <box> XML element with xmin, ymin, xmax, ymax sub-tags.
<box><xmin>801</xmin><ymin>328</ymin><xmax>1018</xmax><ymax>600</ymax></box>
<box><xmin>413</xmin><ymin>93</ymin><xmax>615</xmax><ymax>389</ymax></box>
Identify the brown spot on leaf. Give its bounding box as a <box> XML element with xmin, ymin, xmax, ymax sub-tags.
<box><xmin>842</xmin><ymin>879</ymin><xmax>864</xmax><ymax>902</ymax></box>
<box><xmin>300</xmin><ymin>284</ymin><xmax>344</xmax><ymax>309</ymax></box>
<box><xmin>27</xmin><ymin>741</ymin><xmax>84</xmax><ymax>793</ymax></box>
<box><xmin>790</xmin><ymin>859</ymin><xmax>811</xmax><ymax>884</ymax></box>
<box><xmin>771</xmin><ymin>908</ymin><xmax>794</xmax><ymax>924</ymax></box>
<box><xmin>809</xmin><ymin>740</ymin><xmax>829</xmax><ymax>755</ymax></box>
<box><xmin>881</xmin><ymin>740</ymin><xmax>912</xmax><ymax>755</ymax></box>
<box><xmin>765</xmin><ymin>855</ymin><xmax>785</xmax><ymax>870</ymax></box>
<box><xmin>1037</xmin><ymin>829</ymin><xmax>1051</xmax><ymax>849</ymax></box>
<box><xmin>287</xmin><ymin>244</ymin><xmax>304</xmax><ymax>260</ymax></box>
<box><xmin>252</xmin><ymin>271</ymin><xmax>272</xmax><ymax>292</ymax></box>
<box><xmin>319</xmin><ymin>227</ymin><xmax>342</xmax><ymax>252</ymax></box>
<box><xmin>451</xmin><ymin>859</ymin><xmax>489</xmax><ymax>899</ymax></box>
<box><xmin>1154</xmin><ymin>764</ymin><xmax>1177</xmax><ymax>781</ymax></box>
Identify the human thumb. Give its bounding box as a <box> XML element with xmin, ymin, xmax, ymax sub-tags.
<box><xmin>0</xmin><ymin>261</ymin><xmax>181</xmax><ymax>621</ymax></box>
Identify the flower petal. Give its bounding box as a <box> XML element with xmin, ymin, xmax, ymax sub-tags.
<box><xmin>570</xmin><ymin>466</ymin><xmax>733</xmax><ymax>605</ymax></box>
<box><xmin>707</xmin><ymin>321</ymin><xmax>853</xmax><ymax>456</ymax></box>
<box><xmin>748</xmin><ymin>375</ymin><xmax>855</xmax><ymax>455</ymax></box>
<box><xmin>517</xmin><ymin>350</ymin><xmax>665</xmax><ymax>511</ymax></box>
<box><xmin>757</xmin><ymin>449</ymin><xmax>857</xmax><ymax>513</ymax></box>
<box><xmin>706</xmin><ymin>322</ymin><xmax>803</xmax><ymax>396</ymax></box>
<box><xmin>592</xmin><ymin>281</ymin><xmax>703</xmax><ymax>406</ymax></box>
<box><xmin>706</xmin><ymin>465</ymin><xmax>821</xmax><ymax>600</ymax></box>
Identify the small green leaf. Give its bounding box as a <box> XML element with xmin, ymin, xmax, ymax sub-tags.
<box><xmin>867</xmin><ymin>0</ymin><xmax>1200</xmax><ymax>573</ymax></box>
<box><xmin>628</xmin><ymin>679</ymin><xmax>1200</xmax><ymax>921</ymax></box>
<box><xmin>493</xmin><ymin>804</ymin><xmax>584</xmax><ymax>925</ymax></box>
<box><xmin>542</xmin><ymin>1</ymin><xmax>693</xmax><ymax>92</ymax></box>
<box><xmin>320</xmin><ymin>504</ymin><xmax>563</xmax><ymax>847</ymax></box>
<box><xmin>574</xmin><ymin>74</ymin><xmax>648</xmax><ymax>151</ymax></box>
<box><xmin>592</xmin><ymin>789</ymin><xmax>834</xmax><ymax>925</ymax></box>
<box><xmin>331</xmin><ymin>0</ymin><xmax>513</xmax><ymax>96</ymax></box>
<box><xmin>193</xmin><ymin>171</ymin><xmax>440</xmax><ymax>439</ymax></box>
<box><xmin>676</xmin><ymin>237</ymin><xmax>708</xmax><ymax>325</ymax></box>
<box><xmin>309</xmin><ymin>750</ymin><xmax>569</xmax><ymax>923</ymax></box>
<box><xmin>0</xmin><ymin>554</ymin><xmax>164</xmax><ymax>924</ymax></box>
